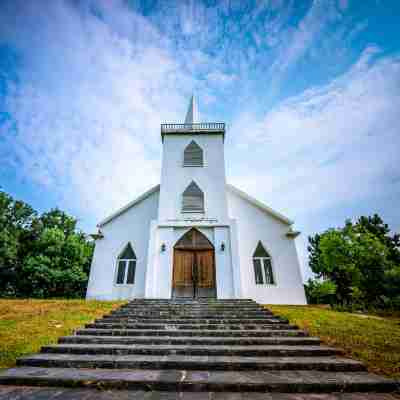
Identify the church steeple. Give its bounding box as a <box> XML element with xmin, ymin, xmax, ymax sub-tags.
<box><xmin>161</xmin><ymin>95</ymin><xmax>225</xmax><ymax>141</ymax></box>
<box><xmin>184</xmin><ymin>95</ymin><xmax>199</xmax><ymax>124</ymax></box>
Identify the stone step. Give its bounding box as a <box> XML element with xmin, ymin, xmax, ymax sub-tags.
<box><xmin>2</xmin><ymin>367</ymin><xmax>397</xmax><ymax>392</ymax></box>
<box><xmin>105</xmin><ymin>313</ymin><xmax>274</xmax><ymax>320</ymax></box>
<box><xmin>109</xmin><ymin>312</ymin><xmax>273</xmax><ymax>318</ymax></box>
<box><xmin>17</xmin><ymin>353</ymin><xmax>365</xmax><ymax>372</ymax></box>
<box><xmin>59</xmin><ymin>335</ymin><xmax>322</xmax><ymax>346</ymax></box>
<box><xmin>114</xmin><ymin>307</ymin><xmax>271</xmax><ymax>312</ymax></box>
<box><xmin>127</xmin><ymin>299</ymin><xmax>256</xmax><ymax>304</ymax></box>
<box><xmin>75</xmin><ymin>328</ymin><xmax>308</xmax><ymax>337</ymax></box>
<box><xmin>85</xmin><ymin>322</ymin><xmax>297</xmax><ymax>331</ymax></box>
<box><xmin>126</xmin><ymin>297</ymin><xmax>258</xmax><ymax>304</ymax></box>
<box><xmin>119</xmin><ymin>304</ymin><xmax>267</xmax><ymax>309</ymax></box>
<box><xmin>121</xmin><ymin>302</ymin><xmax>263</xmax><ymax>310</ymax></box>
<box><xmin>1</xmin><ymin>387</ymin><xmax>399</xmax><ymax>399</ymax></box>
<box><xmin>96</xmin><ymin>317</ymin><xmax>286</xmax><ymax>324</ymax></box>
<box><xmin>120</xmin><ymin>306</ymin><xmax>266</xmax><ymax>312</ymax></box>
<box><xmin>41</xmin><ymin>344</ymin><xmax>340</xmax><ymax>357</ymax></box>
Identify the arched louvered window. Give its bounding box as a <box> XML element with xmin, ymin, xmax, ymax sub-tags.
<box><xmin>116</xmin><ymin>243</ymin><xmax>136</xmax><ymax>285</ymax></box>
<box><xmin>183</xmin><ymin>140</ymin><xmax>203</xmax><ymax>167</ymax></box>
<box><xmin>253</xmin><ymin>241</ymin><xmax>274</xmax><ymax>285</ymax></box>
<box><xmin>182</xmin><ymin>181</ymin><xmax>204</xmax><ymax>213</ymax></box>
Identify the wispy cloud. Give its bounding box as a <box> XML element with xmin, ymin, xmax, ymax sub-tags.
<box><xmin>1</xmin><ymin>0</ymin><xmax>398</xmax><ymax>279</ymax></box>
<box><xmin>1</xmin><ymin>0</ymin><xmax>191</xmax><ymax>218</ymax></box>
<box><xmin>229</xmin><ymin>47</ymin><xmax>400</xmax><ymax>277</ymax></box>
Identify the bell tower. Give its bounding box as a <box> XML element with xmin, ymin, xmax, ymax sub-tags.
<box><xmin>158</xmin><ymin>96</ymin><xmax>229</xmax><ymax>225</ymax></box>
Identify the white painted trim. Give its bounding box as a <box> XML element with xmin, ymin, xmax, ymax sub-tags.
<box><xmin>114</xmin><ymin>259</ymin><xmax>136</xmax><ymax>286</ymax></box>
<box><xmin>98</xmin><ymin>185</ymin><xmax>160</xmax><ymax>227</ymax></box>
<box><xmin>253</xmin><ymin>257</ymin><xmax>276</xmax><ymax>286</ymax></box>
<box><xmin>226</xmin><ymin>184</ymin><xmax>294</xmax><ymax>226</ymax></box>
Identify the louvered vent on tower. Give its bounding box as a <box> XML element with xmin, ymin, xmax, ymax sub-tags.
<box><xmin>182</xmin><ymin>181</ymin><xmax>204</xmax><ymax>213</ymax></box>
<box><xmin>183</xmin><ymin>141</ymin><xmax>203</xmax><ymax>167</ymax></box>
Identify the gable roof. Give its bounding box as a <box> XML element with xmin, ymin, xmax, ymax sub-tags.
<box><xmin>97</xmin><ymin>183</ymin><xmax>294</xmax><ymax>228</ymax></box>
<box><xmin>226</xmin><ymin>184</ymin><xmax>294</xmax><ymax>226</ymax></box>
<box><xmin>98</xmin><ymin>184</ymin><xmax>160</xmax><ymax>227</ymax></box>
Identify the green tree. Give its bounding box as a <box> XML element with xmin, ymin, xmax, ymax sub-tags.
<box><xmin>40</xmin><ymin>208</ymin><xmax>77</xmax><ymax>237</ymax></box>
<box><xmin>308</xmin><ymin>214</ymin><xmax>399</xmax><ymax>309</ymax></box>
<box><xmin>0</xmin><ymin>190</ymin><xmax>94</xmax><ymax>298</ymax></box>
<box><xmin>318</xmin><ymin>228</ymin><xmax>360</xmax><ymax>305</ymax></box>
<box><xmin>0</xmin><ymin>191</ymin><xmax>37</xmax><ymax>294</ymax></box>
<box><xmin>20</xmin><ymin>227</ymin><xmax>92</xmax><ymax>298</ymax></box>
<box><xmin>304</xmin><ymin>278</ymin><xmax>337</xmax><ymax>305</ymax></box>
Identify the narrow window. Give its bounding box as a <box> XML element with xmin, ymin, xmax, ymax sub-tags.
<box><xmin>253</xmin><ymin>258</ymin><xmax>264</xmax><ymax>284</ymax></box>
<box><xmin>182</xmin><ymin>181</ymin><xmax>204</xmax><ymax>213</ymax></box>
<box><xmin>184</xmin><ymin>141</ymin><xmax>203</xmax><ymax>167</ymax></box>
<box><xmin>116</xmin><ymin>243</ymin><xmax>137</xmax><ymax>285</ymax></box>
<box><xmin>253</xmin><ymin>241</ymin><xmax>274</xmax><ymax>285</ymax></box>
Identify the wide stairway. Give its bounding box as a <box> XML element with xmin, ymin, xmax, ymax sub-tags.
<box><xmin>0</xmin><ymin>299</ymin><xmax>398</xmax><ymax>397</ymax></box>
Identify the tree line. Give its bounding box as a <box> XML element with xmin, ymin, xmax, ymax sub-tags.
<box><xmin>0</xmin><ymin>191</ymin><xmax>93</xmax><ymax>298</ymax></box>
<box><xmin>305</xmin><ymin>214</ymin><xmax>400</xmax><ymax>310</ymax></box>
<box><xmin>1</xmin><ymin>189</ymin><xmax>399</xmax><ymax>309</ymax></box>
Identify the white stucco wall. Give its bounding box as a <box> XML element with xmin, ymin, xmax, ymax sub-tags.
<box><xmin>227</xmin><ymin>188</ymin><xmax>306</xmax><ymax>305</ymax></box>
<box><xmin>86</xmin><ymin>190</ymin><xmax>159</xmax><ymax>300</ymax></box>
<box><xmin>158</xmin><ymin>134</ymin><xmax>229</xmax><ymax>224</ymax></box>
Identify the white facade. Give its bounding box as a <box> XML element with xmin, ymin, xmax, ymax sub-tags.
<box><xmin>86</xmin><ymin>98</ymin><xmax>306</xmax><ymax>304</ymax></box>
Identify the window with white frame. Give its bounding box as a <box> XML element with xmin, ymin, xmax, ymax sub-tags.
<box><xmin>253</xmin><ymin>241</ymin><xmax>274</xmax><ymax>285</ymax></box>
<box><xmin>116</xmin><ymin>243</ymin><xmax>136</xmax><ymax>285</ymax></box>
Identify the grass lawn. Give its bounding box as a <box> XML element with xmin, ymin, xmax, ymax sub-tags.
<box><xmin>268</xmin><ymin>305</ymin><xmax>400</xmax><ymax>379</ymax></box>
<box><xmin>0</xmin><ymin>299</ymin><xmax>125</xmax><ymax>369</ymax></box>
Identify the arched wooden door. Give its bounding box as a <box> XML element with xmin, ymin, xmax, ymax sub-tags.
<box><xmin>172</xmin><ymin>228</ymin><xmax>216</xmax><ymax>298</ymax></box>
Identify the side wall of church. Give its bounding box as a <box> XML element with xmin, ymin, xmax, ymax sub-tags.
<box><xmin>86</xmin><ymin>191</ymin><xmax>159</xmax><ymax>300</ymax></box>
<box><xmin>227</xmin><ymin>190</ymin><xmax>307</xmax><ymax>305</ymax></box>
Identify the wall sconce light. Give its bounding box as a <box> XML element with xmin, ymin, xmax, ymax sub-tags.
<box><xmin>220</xmin><ymin>242</ymin><xmax>225</xmax><ymax>252</ymax></box>
<box><xmin>161</xmin><ymin>243</ymin><xmax>166</xmax><ymax>252</ymax></box>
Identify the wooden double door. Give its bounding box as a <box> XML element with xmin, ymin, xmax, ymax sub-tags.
<box><xmin>173</xmin><ymin>250</ymin><xmax>216</xmax><ymax>298</ymax></box>
<box><xmin>172</xmin><ymin>229</ymin><xmax>216</xmax><ymax>298</ymax></box>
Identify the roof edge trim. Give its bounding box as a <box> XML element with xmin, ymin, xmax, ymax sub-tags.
<box><xmin>226</xmin><ymin>184</ymin><xmax>294</xmax><ymax>226</ymax></box>
<box><xmin>98</xmin><ymin>184</ymin><xmax>160</xmax><ymax>227</ymax></box>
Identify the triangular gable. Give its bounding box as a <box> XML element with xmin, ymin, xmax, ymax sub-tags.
<box><xmin>253</xmin><ymin>241</ymin><xmax>270</xmax><ymax>257</ymax></box>
<box><xmin>98</xmin><ymin>185</ymin><xmax>160</xmax><ymax>227</ymax></box>
<box><xmin>118</xmin><ymin>243</ymin><xmax>136</xmax><ymax>259</ymax></box>
<box><xmin>226</xmin><ymin>184</ymin><xmax>293</xmax><ymax>226</ymax></box>
<box><xmin>97</xmin><ymin>183</ymin><xmax>294</xmax><ymax>228</ymax></box>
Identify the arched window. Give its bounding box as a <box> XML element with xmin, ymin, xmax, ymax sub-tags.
<box><xmin>253</xmin><ymin>241</ymin><xmax>274</xmax><ymax>285</ymax></box>
<box><xmin>182</xmin><ymin>181</ymin><xmax>204</xmax><ymax>213</ymax></box>
<box><xmin>184</xmin><ymin>140</ymin><xmax>203</xmax><ymax>167</ymax></box>
<box><xmin>116</xmin><ymin>243</ymin><xmax>136</xmax><ymax>285</ymax></box>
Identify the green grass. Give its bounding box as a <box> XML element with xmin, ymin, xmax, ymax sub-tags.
<box><xmin>267</xmin><ymin>305</ymin><xmax>400</xmax><ymax>379</ymax></box>
<box><xmin>0</xmin><ymin>299</ymin><xmax>125</xmax><ymax>368</ymax></box>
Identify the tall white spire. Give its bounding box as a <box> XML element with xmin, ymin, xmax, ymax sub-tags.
<box><xmin>184</xmin><ymin>95</ymin><xmax>199</xmax><ymax>124</ymax></box>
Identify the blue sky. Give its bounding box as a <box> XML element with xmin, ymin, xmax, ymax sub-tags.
<box><xmin>1</xmin><ymin>0</ymin><xmax>399</xmax><ymax>279</ymax></box>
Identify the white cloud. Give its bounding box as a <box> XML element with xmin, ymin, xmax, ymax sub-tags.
<box><xmin>229</xmin><ymin>48</ymin><xmax>400</xmax><ymax>277</ymax></box>
<box><xmin>206</xmin><ymin>71</ymin><xmax>237</xmax><ymax>86</ymax></box>
<box><xmin>0</xmin><ymin>0</ymin><xmax>192</xmax><ymax>223</ymax></box>
<box><xmin>267</xmin><ymin>0</ymin><xmax>342</xmax><ymax>92</ymax></box>
<box><xmin>1</xmin><ymin>0</ymin><xmax>397</xmax><ymax>280</ymax></box>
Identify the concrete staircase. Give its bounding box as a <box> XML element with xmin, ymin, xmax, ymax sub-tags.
<box><xmin>0</xmin><ymin>299</ymin><xmax>398</xmax><ymax>397</ymax></box>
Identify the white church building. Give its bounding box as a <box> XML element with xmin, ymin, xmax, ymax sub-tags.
<box><xmin>86</xmin><ymin>97</ymin><xmax>306</xmax><ymax>304</ymax></box>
